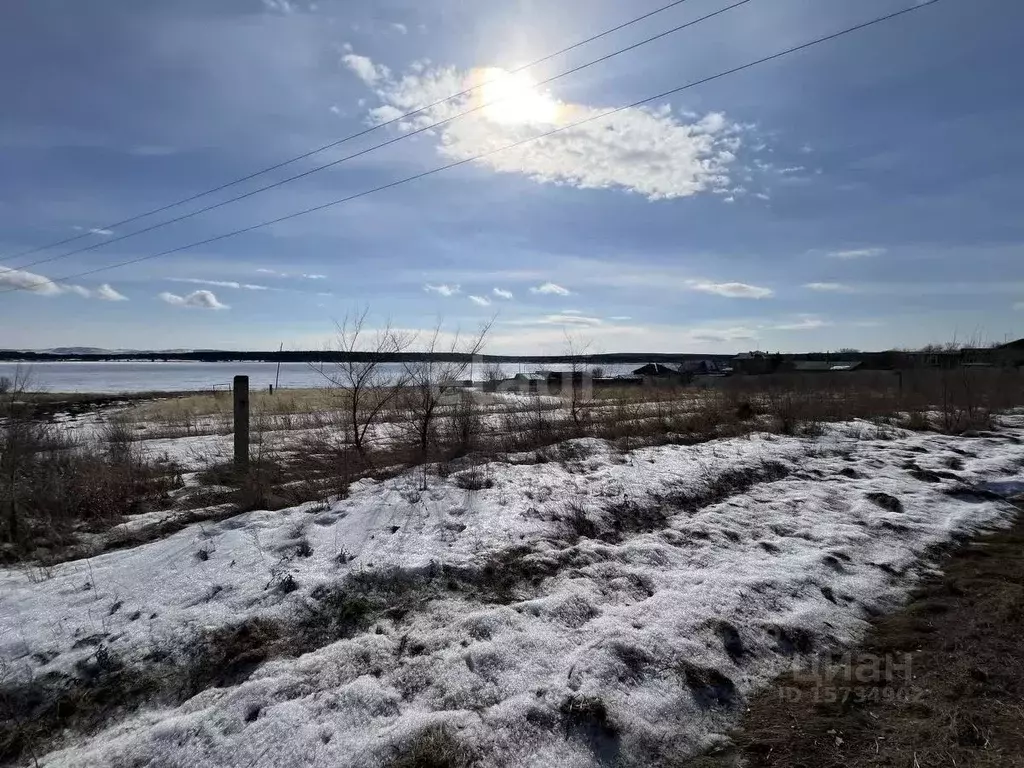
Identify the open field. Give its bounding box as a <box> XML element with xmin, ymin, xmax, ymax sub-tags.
<box><xmin>2</xmin><ymin>370</ymin><xmax>1024</xmax><ymax>766</ymax></box>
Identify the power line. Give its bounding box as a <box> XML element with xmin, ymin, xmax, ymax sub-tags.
<box><xmin>3</xmin><ymin>0</ymin><xmax>711</xmax><ymax>264</ymax></box>
<box><xmin>1</xmin><ymin>0</ymin><xmax>942</xmax><ymax>297</ymax></box>
<box><xmin>10</xmin><ymin>0</ymin><xmax>754</xmax><ymax>274</ymax></box>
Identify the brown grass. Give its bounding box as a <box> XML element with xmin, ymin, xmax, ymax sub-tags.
<box><xmin>694</xmin><ymin>504</ymin><xmax>1024</xmax><ymax>768</ymax></box>
<box><xmin>0</xmin><ymin>409</ymin><xmax>182</xmax><ymax>564</ymax></box>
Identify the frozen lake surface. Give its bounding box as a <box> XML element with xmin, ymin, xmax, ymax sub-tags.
<box><xmin>0</xmin><ymin>360</ymin><xmax>637</xmax><ymax>394</ymax></box>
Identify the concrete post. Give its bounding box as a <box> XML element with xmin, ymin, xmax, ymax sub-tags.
<box><xmin>233</xmin><ymin>375</ymin><xmax>250</xmax><ymax>469</ymax></box>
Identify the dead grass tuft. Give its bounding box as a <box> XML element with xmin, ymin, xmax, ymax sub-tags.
<box><xmin>386</xmin><ymin>723</ymin><xmax>476</xmax><ymax>768</ymax></box>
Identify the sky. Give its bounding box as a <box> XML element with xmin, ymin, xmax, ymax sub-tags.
<box><xmin>1</xmin><ymin>0</ymin><xmax>1023</xmax><ymax>355</ymax></box>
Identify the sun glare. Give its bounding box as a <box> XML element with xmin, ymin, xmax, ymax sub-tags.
<box><xmin>475</xmin><ymin>68</ymin><xmax>561</xmax><ymax>125</ymax></box>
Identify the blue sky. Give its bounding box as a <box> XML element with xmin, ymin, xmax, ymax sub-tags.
<box><xmin>1</xmin><ymin>0</ymin><xmax>1022</xmax><ymax>354</ymax></box>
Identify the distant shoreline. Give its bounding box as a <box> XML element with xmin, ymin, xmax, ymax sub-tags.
<box><xmin>0</xmin><ymin>351</ymin><xmax>727</xmax><ymax>364</ymax></box>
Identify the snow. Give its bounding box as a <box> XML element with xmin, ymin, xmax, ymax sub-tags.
<box><xmin>3</xmin><ymin>419</ymin><xmax>1023</xmax><ymax>767</ymax></box>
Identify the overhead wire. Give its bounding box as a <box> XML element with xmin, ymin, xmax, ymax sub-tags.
<box><xmin>0</xmin><ymin>0</ymin><xmax>942</xmax><ymax>296</ymax></box>
<box><xmin>1</xmin><ymin>0</ymin><xmax>716</xmax><ymax>264</ymax></box>
<box><xmin>7</xmin><ymin>0</ymin><xmax>754</xmax><ymax>273</ymax></box>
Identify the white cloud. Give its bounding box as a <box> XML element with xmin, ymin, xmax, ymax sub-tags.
<box><xmin>530</xmin><ymin>282</ymin><xmax>571</xmax><ymax>296</ymax></box>
<box><xmin>344</xmin><ymin>53</ymin><xmax>752</xmax><ymax>200</ymax></box>
<box><xmin>770</xmin><ymin>316</ymin><xmax>830</xmax><ymax>331</ymax></box>
<box><xmin>694</xmin><ymin>112</ymin><xmax>729</xmax><ymax>134</ymax></box>
<box><xmin>95</xmin><ymin>284</ymin><xmax>128</xmax><ymax>301</ymax></box>
<box><xmin>468</xmin><ymin>295</ymin><xmax>491</xmax><ymax>306</ymax></box>
<box><xmin>492</xmin><ymin>287</ymin><xmax>514</xmax><ymax>300</ymax></box>
<box><xmin>0</xmin><ymin>265</ymin><xmax>62</xmax><ymax>295</ymax></box>
<box><xmin>168</xmin><ymin>278</ymin><xmax>269</xmax><ymax>291</ymax></box>
<box><xmin>341</xmin><ymin>53</ymin><xmax>390</xmax><ymax>86</ymax></box>
<box><xmin>508</xmin><ymin>313</ymin><xmax>603</xmax><ymax>327</ymax></box>
<box><xmin>159</xmin><ymin>290</ymin><xmax>228</xmax><ymax>310</ymax></box>
<box><xmin>803</xmin><ymin>282</ymin><xmax>856</xmax><ymax>293</ymax></box>
<box><xmin>688</xmin><ymin>326</ymin><xmax>758</xmax><ymax>343</ymax></box>
<box><xmin>827</xmin><ymin>247</ymin><xmax>886</xmax><ymax>260</ymax></box>
<box><xmin>609</xmin><ymin>316</ymin><xmax>632</xmax><ymax>321</ymax></box>
<box><xmin>0</xmin><ymin>265</ymin><xmax>126</xmax><ymax>300</ymax></box>
<box><xmin>253</xmin><ymin>269</ymin><xmax>323</xmax><ymax>281</ymax></box>
<box><xmin>89</xmin><ymin>228</ymin><xmax>114</xmax><ymax>236</ymax></box>
<box><xmin>390</xmin><ymin>22</ymin><xmax>407</xmax><ymax>34</ymax></box>
<box><xmin>262</xmin><ymin>0</ymin><xmax>295</xmax><ymax>13</ymax></box>
<box><xmin>63</xmin><ymin>285</ymin><xmax>92</xmax><ymax>298</ymax></box>
<box><xmin>561</xmin><ymin>310</ymin><xmax>582</xmax><ymax>315</ymax></box>
<box><xmin>686</xmin><ymin>280</ymin><xmax>773</xmax><ymax>299</ymax></box>
<box><xmin>424</xmin><ymin>283</ymin><xmax>460</xmax><ymax>297</ymax></box>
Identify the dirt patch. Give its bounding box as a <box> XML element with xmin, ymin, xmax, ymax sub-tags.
<box><xmin>385</xmin><ymin>723</ymin><xmax>476</xmax><ymax>768</ymax></box>
<box><xmin>560</xmin><ymin>694</ymin><xmax>621</xmax><ymax>765</ymax></box>
<box><xmin>864</xmin><ymin>492</ymin><xmax>904</xmax><ymax>514</ymax></box>
<box><xmin>557</xmin><ymin>459</ymin><xmax>793</xmax><ymax>546</ymax></box>
<box><xmin>693</xmin><ymin>504</ymin><xmax>1024</xmax><ymax>767</ymax></box>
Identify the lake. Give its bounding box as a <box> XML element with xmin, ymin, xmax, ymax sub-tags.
<box><xmin>0</xmin><ymin>361</ymin><xmax>638</xmax><ymax>394</ymax></box>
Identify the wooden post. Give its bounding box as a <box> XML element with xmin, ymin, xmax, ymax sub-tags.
<box><xmin>273</xmin><ymin>341</ymin><xmax>283</xmax><ymax>393</ymax></box>
<box><xmin>233</xmin><ymin>375</ymin><xmax>249</xmax><ymax>469</ymax></box>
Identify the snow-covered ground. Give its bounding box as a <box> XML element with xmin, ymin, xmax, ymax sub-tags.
<box><xmin>3</xmin><ymin>417</ymin><xmax>1023</xmax><ymax>767</ymax></box>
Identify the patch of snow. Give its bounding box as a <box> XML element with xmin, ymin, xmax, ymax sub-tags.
<box><xmin>4</xmin><ymin>423</ymin><xmax>1022</xmax><ymax>767</ymax></box>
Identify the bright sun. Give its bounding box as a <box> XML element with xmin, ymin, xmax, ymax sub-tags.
<box><xmin>475</xmin><ymin>68</ymin><xmax>561</xmax><ymax>126</ymax></box>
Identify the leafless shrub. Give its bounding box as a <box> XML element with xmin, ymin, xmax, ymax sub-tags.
<box><xmin>452</xmin><ymin>469</ymin><xmax>493</xmax><ymax>491</ymax></box>
<box><xmin>563</xmin><ymin>333</ymin><xmax>595</xmax><ymax>434</ymax></box>
<box><xmin>311</xmin><ymin>308</ymin><xmax>414</xmax><ymax>457</ymax></box>
<box><xmin>1</xmin><ymin>380</ymin><xmax>181</xmax><ymax>562</ymax></box>
<box><xmin>481</xmin><ymin>361</ymin><xmax>505</xmax><ymax>383</ymax></box>
<box><xmin>102</xmin><ymin>415</ymin><xmax>138</xmax><ymax>467</ymax></box>
<box><xmin>401</xmin><ymin>319</ymin><xmax>492</xmax><ymax>466</ymax></box>
<box><xmin>558</xmin><ymin>489</ymin><xmax>599</xmax><ymax>542</ymax></box>
<box><xmin>442</xmin><ymin>389</ymin><xmax>483</xmax><ymax>459</ymax></box>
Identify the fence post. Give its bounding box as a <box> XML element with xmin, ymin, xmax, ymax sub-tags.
<box><xmin>233</xmin><ymin>375</ymin><xmax>250</xmax><ymax>469</ymax></box>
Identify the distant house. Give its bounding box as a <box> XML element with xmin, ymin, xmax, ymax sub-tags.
<box><xmin>632</xmin><ymin>363</ymin><xmax>681</xmax><ymax>377</ymax></box>
<box><xmin>632</xmin><ymin>363</ymin><xmax>686</xmax><ymax>387</ymax></box>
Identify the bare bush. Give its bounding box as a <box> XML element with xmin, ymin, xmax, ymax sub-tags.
<box><xmin>0</xmin><ymin>370</ymin><xmax>180</xmax><ymax>562</ymax></box>
<box><xmin>563</xmin><ymin>333</ymin><xmax>595</xmax><ymax>434</ymax></box>
<box><xmin>481</xmin><ymin>361</ymin><xmax>505</xmax><ymax>383</ymax></box>
<box><xmin>313</xmin><ymin>309</ymin><xmax>414</xmax><ymax>457</ymax></box>
<box><xmin>401</xmin><ymin>319</ymin><xmax>492</xmax><ymax>463</ymax></box>
<box><xmin>443</xmin><ymin>389</ymin><xmax>483</xmax><ymax>459</ymax></box>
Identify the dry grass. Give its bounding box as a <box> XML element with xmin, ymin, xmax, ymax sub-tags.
<box><xmin>131</xmin><ymin>388</ymin><xmax>336</xmax><ymax>421</ymax></box>
<box><xmin>697</xmin><ymin>503</ymin><xmax>1024</xmax><ymax>768</ymax></box>
<box><xmin>0</xmin><ymin>404</ymin><xmax>183</xmax><ymax>563</ymax></box>
<box><xmin>7</xmin><ymin>367</ymin><xmax>1022</xmax><ymax>562</ymax></box>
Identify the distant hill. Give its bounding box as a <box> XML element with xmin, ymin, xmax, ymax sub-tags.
<box><xmin>44</xmin><ymin>347</ymin><xmax>115</xmax><ymax>355</ymax></box>
<box><xmin>35</xmin><ymin>347</ymin><xmax>196</xmax><ymax>356</ymax></box>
